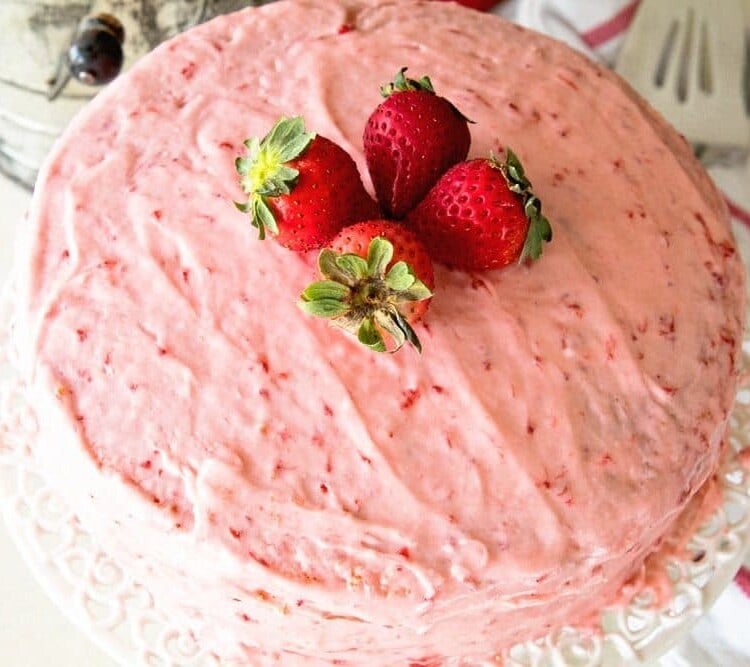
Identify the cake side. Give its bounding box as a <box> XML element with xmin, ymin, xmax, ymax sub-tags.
<box><xmin>13</xmin><ymin>0</ymin><xmax>745</xmax><ymax>663</ymax></box>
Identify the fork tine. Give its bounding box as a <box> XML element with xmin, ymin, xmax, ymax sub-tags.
<box><xmin>662</xmin><ymin>9</ymin><xmax>688</xmax><ymax>101</ymax></box>
<box><xmin>618</xmin><ymin>1</ymin><xmax>676</xmax><ymax>77</ymax></box>
<box><xmin>693</xmin><ymin>11</ymin><xmax>713</xmax><ymax>98</ymax></box>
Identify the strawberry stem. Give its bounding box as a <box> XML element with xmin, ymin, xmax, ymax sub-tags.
<box><xmin>492</xmin><ymin>149</ymin><xmax>552</xmax><ymax>263</ymax></box>
<box><xmin>299</xmin><ymin>237</ymin><xmax>432</xmax><ymax>353</ymax></box>
<box><xmin>380</xmin><ymin>67</ymin><xmax>435</xmax><ymax>97</ymax></box>
<box><xmin>379</xmin><ymin>67</ymin><xmax>474</xmax><ymax>124</ymax></box>
<box><xmin>234</xmin><ymin>116</ymin><xmax>316</xmax><ymax>239</ymax></box>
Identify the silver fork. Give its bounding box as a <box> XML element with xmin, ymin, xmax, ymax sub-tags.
<box><xmin>615</xmin><ymin>0</ymin><xmax>749</xmax><ymax>163</ymax></box>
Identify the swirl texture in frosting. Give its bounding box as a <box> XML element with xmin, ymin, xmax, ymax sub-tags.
<box><xmin>14</xmin><ymin>0</ymin><xmax>745</xmax><ymax>663</ymax></box>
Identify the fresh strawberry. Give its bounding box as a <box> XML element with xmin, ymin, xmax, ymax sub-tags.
<box><xmin>299</xmin><ymin>220</ymin><xmax>434</xmax><ymax>353</ymax></box>
<box><xmin>235</xmin><ymin>116</ymin><xmax>378</xmax><ymax>251</ymax></box>
<box><xmin>406</xmin><ymin>149</ymin><xmax>552</xmax><ymax>271</ymax></box>
<box><xmin>363</xmin><ymin>68</ymin><xmax>471</xmax><ymax>219</ymax></box>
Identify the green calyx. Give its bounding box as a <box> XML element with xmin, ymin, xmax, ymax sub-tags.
<box><xmin>299</xmin><ymin>237</ymin><xmax>432</xmax><ymax>353</ymax></box>
<box><xmin>234</xmin><ymin>116</ymin><xmax>315</xmax><ymax>239</ymax></box>
<box><xmin>380</xmin><ymin>67</ymin><xmax>435</xmax><ymax>97</ymax></box>
<box><xmin>380</xmin><ymin>67</ymin><xmax>474</xmax><ymax>124</ymax></box>
<box><xmin>491</xmin><ymin>149</ymin><xmax>553</xmax><ymax>263</ymax></box>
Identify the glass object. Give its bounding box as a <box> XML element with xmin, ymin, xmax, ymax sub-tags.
<box><xmin>0</xmin><ymin>1</ymin><xmax>272</xmax><ymax>189</ymax></box>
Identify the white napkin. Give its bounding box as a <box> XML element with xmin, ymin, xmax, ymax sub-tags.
<box><xmin>479</xmin><ymin>1</ymin><xmax>750</xmax><ymax>665</ymax></box>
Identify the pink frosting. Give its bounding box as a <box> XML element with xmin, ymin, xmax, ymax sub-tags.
<box><xmin>14</xmin><ymin>0</ymin><xmax>745</xmax><ymax>663</ymax></box>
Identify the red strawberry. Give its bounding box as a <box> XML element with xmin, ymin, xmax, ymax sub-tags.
<box><xmin>235</xmin><ymin>116</ymin><xmax>378</xmax><ymax>251</ymax></box>
<box><xmin>299</xmin><ymin>220</ymin><xmax>434</xmax><ymax>353</ymax></box>
<box><xmin>363</xmin><ymin>68</ymin><xmax>471</xmax><ymax>219</ymax></box>
<box><xmin>406</xmin><ymin>150</ymin><xmax>552</xmax><ymax>271</ymax></box>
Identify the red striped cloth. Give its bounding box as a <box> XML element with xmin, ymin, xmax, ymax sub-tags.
<box><xmin>738</xmin><ymin>566</ymin><xmax>750</xmax><ymax>597</ymax></box>
<box><xmin>727</xmin><ymin>196</ymin><xmax>750</xmax><ymax>229</ymax></box>
<box><xmin>580</xmin><ymin>0</ymin><xmax>641</xmax><ymax>48</ymax></box>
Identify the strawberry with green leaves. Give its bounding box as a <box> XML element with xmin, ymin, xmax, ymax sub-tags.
<box><xmin>406</xmin><ymin>149</ymin><xmax>552</xmax><ymax>271</ymax></box>
<box><xmin>235</xmin><ymin>116</ymin><xmax>378</xmax><ymax>251</ymax></box>
<box><xmin>364</xmin><ymin>68</ymin><xmax>471</xmax><ymax>219</ymax></box>
<box><xmin>299</xmin><ymin>220</ymin><xmax>434</xmax><ymax>353</ymax></box>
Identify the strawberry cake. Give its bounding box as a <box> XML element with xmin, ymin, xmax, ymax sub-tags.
<box><xmin>10</xmin><ymin>0</ymin><xmax>745</xmax><ymax>664</ymax></box>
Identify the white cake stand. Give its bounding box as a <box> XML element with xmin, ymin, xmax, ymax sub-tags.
<box><xmin>1</xmin><ymin>281</ymin><xmax>749</xmax><ymax>667</ymax></box>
